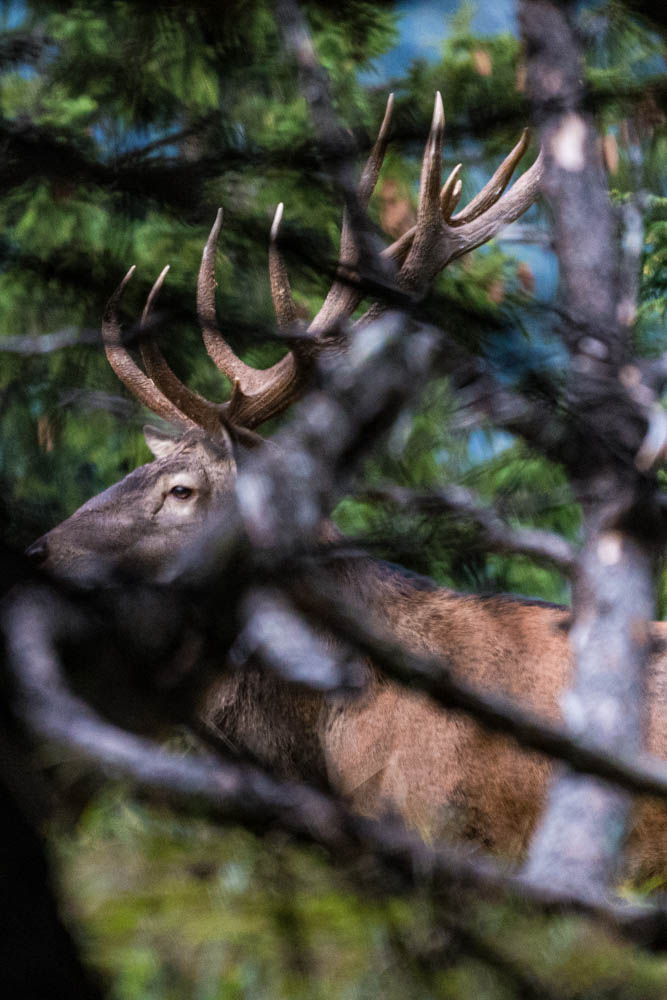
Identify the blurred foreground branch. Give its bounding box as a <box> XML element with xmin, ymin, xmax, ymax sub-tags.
<box><xmin>5</xmin><ymin>582</ymin><xmax>667</xmax><ymax>949</ymax></box>
<box><xmin>365</xmin><ymin>483</ymin><xmax>577</xmax><ymax>574</ymax></box>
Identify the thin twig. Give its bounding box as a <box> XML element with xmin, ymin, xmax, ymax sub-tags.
<box><xmin>365</xmin><ymin>483</ymin><xmax>577</xmax><ymax>574</ymax></box>
<box><xmin>287</xmin><ymin>573</ymin><xmax>667</xmax><ymax>804</ymax></box>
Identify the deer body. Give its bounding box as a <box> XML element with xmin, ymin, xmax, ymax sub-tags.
<box><xmin>27</xmin><ymin>95</ymin><xmax>667</xmax><ymax>877</ymax></box>
<box><xmin>202</xmin><ymin>550</ymin><xmax>667</xmax><ymax>876</ymax></box>
<box><xmin>34</xmin><ymin>433</ymin><xmax>667</xmax><ymax>877</ymax></box>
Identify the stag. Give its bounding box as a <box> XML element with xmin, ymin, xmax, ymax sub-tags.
<box><xmin>27</xmin><ymin>95</ymin><xmax>667</xmax><ymax>876</ymax></box>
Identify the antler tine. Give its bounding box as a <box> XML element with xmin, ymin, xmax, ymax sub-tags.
<box><xmin>449</xmin><ymin>128</ymin><xmax>531</xmax><ymax>227</ymax></box>
<box><xmin>339</xmin><ymin>91</ymin><xmax>394</xmax><ymax>258</ymax></box>
<box><xmin>104</xmin><ymin>99</ymin><xmax>540</xmax><ymax>436</ymax></box>
<box><xmin>440</xmin><ymin>163</ymin><xmax>463</xmax><ymax>221</ymax></box>
<box><xmin>447</xmin><ymin>146</ymin><xmax>544</xmax><ymax>260</ymax></box>
<box><xmin>141</xmin><ymin>263</ymin><xmax>171</xmax><ymax>324</ymax></box>
<box><xmin>398</xmin><ymin>91</ymin><xmax>446</xmax><ymax>295</ymax></box>
<box><xmin>268</xmin><ymin>203</ymin><xmax>299</xmax><ymax>328</ymax></box>
<box><xmin>102</xmin><ymin>267</ymin><xmax>196</xmax><ymax>429</ymax></box>
<box><xmin>139</xmin><ymin>265</ymin><xmax>224</xmax><ymax>433</ymax></box>
<box><xmin>199</xmin><ymin>209</ymin><xmax>256</xmax><ymax>387</ymax></box>
<box><xmin>418</xmin><ymin>91</ymin><xmax>446</xmax><ymax>228</ymax></box>
<box><xmin>379</xmin><ymin>116</ymin><xmax>541</xmax><ymax>286</ymax></box>
<box><xmin>310</xmin><ymin>93</ymin><xmax>395</xmax><ymax>334</ymax></box>
<box><xmin>357</xmin><ymin>91</ymin><xmax>394</xmax><ymax>207</ymax></box>
<box><xmin>198</xmin><ymin>209</ymin><xmax>290</xmax><ymax>397</ymax></box>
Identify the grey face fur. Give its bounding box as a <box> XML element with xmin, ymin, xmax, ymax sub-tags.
<box><xmin>30</xmin><ymin>427</ymin><xmax>238</xmax><ymax>587</ymax></box>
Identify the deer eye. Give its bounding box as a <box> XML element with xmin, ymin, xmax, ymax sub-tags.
<box><xmin>170</xmin><ymin>485</ymin><xmax>193</xmax><ymax>500</ymax></box>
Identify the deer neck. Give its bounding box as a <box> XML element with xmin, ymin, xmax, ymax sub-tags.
<box><xmin>203</xmin><ymin>660</ymin><xmax>330</xmax><ymax>786</ymax></box>
<box><xmin>202</xmin><ymin>541</ymin><xmax>437</xmax><ymax>784</ymax></box>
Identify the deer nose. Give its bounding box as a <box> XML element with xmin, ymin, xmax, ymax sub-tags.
<box><xmin>26</xmin><ymin>537</ymin><xmax>49</xmax><ymax>566</ymax></box>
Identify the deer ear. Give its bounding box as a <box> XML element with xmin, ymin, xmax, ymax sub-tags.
<box><xmin>143</xmin><ymin>425</ymin><xmax>179</xmax><ymax>459</ymax></box>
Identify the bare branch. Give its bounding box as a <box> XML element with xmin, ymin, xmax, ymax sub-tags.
<box><xmin>5</xmin><ymin>583</ymin><xmax>667</xmax><ymax>949</ymax></box>
<box><xmin>520</xmin><ymin>3</ymin><xmax>621</xmax><ymax>364</ymax></box>
<box><xmin>275</xmin><ymin>0</ymin><xmax>396</xmax><ymax>335</ymax></box>
<box><xmin>286</xmin><ymin>573</ymin><xmax>667</xmax><ymax>805</ymax></box>
<box><xmin>0</xmin><ymin>327</ymin><xmax>99</xmax><ymax>353</ymax></box>
<box><xmin>366</xmin><ymin>483</ymin><xmax>577</xmax><ymax>574</ymax></box>
<box><xmin>432</xmin><ymin>908</ymin><xmax>565</xmax><ymax>1000</ymax></box>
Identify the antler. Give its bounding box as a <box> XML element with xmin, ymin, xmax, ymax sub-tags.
<box><xmin>197</xmin><ymin>207</ymin><xmax>319</xmax><ymax>429</ymax></box>
<box><xmin>102</xmin><ymin>93</ymin><xmax>542</xmax><ymax>436</ymax></box>
<box><xmin>101</xmin><ymin>95</ymin><xmax>394</xmax><ymax>434</ymax></box>
<box><xmin>102</xmin><ymin>267</ymin><xmax>201</xmax><ymax>431</ymax></box>
<box><xmin>383</xmin><ymin>95</ymin><xmax>543</xmax><ymax>297</ymax></box>
<box><xmin>308</xmin><ymin>93</ymin><xmax>394</xmax><ymax>333</ymax></box>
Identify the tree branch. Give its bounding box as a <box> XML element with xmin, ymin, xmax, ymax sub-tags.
<box><xmin>365</xmin><ymin>483</ymin><xmax>577</xmax><ymax>574</ymax></box>
<box><xmin>285</xmin><ymin>572</ymin><xmax>667</xmax><ymax>803</ymax></box>
<box><xmin>0</xmin><ymin>327</ymin><xmax>99</xmax><ymax>354</ymax></box>
<box><xmin>5</xmin><ymin>582</ymin><xmax>667</xmax><ymax>949</ymax></box>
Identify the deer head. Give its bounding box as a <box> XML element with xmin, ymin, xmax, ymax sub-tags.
<box><xmin>28</xmin><ymin>94</ymin><xmax>543</xmax><ymax>586</ymax></box>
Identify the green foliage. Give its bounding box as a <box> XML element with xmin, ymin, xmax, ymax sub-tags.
<box><xmin>641</xmin><ymin>196</ymin><xmax>667</xmax><ymax>334</ymax></box>
<box><xmin>402</xmin><ymin>7</ymin><xmax>526</xmax><ymax>159</ymax></box>
<box><xmin>335</xmin><ymin>380</ymin><xmax>575</xmax><ymax>603</ymax></box>
<box><xmin>0</xmin><ymin>0</ymin><xmax>400</xmax><ymax>529</ymax></box>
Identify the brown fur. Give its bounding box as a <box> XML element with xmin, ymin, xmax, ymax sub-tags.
<box><xmin>203</xmin><ymin>554</ymin><xmax>667</xmax><ymax>878</ymax></box>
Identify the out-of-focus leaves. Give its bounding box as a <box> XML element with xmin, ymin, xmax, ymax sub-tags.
<box><xmin>53</xmin><ymin>790</ymin><xmax>667</xmax><ymax>999</ymax></box>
